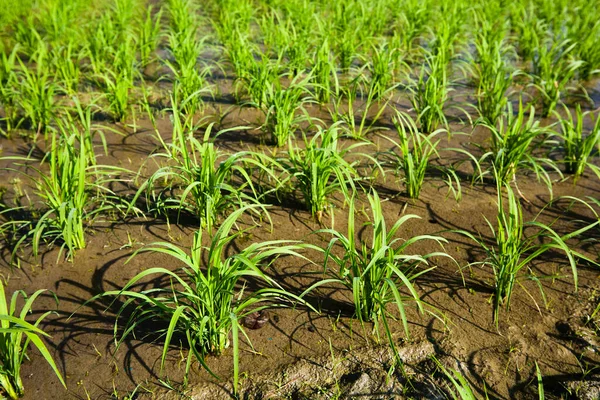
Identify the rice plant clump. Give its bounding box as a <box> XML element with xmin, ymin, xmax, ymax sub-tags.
<box><xmin>306</xmin><ymin>191</ymin><xmax>450</xmax><ymax>339</ymax></box>
<box><xmin>93</xmin><ymin>206</ymin><xmax>315</xmax><ymax>390</ymax></box>
<box><xmin>262</xmin><ymin>74</ymin><xmax>311</xmax><ymax>147</ymax></box>
<box><xmin>131</xmin><ymin>115</ymin><xmax>275</xmax><ymax>230</ymax></box>
<box><xmin>276</xmin><ymin>123</ymin><xmax>372</xmax><ymax>222</ymax></box>
<box><xmin>468</xmin><ymin>15</ymin><xmax>514</xmax><ymax>126</ymax></box>
<box><xmin>457</xmin><ymin>180</ymin><xmax>598</xmax><ymax>324</ymax></box>
<box><xmin>473</xmin><ymin>101</ymin><xmax>561</xmax><ymax>190</ymax></box>
<box><xmin>0</xmin><ymin>281</ymin><xmax>66</xmax><ymax>399</ymax></box>
<box><xmin>529</xmin><ymin>38</ymin><xmax>582</xmax><ymax>118</ymax></box>
<box><xmin>554</xmin><ymin>105</ymin><xmax>600</xmax><ymax>182</ymax></box>
<box><xmin>409</xmin><ymin>53</ymin><xmax>450</xmax><ymax>134</ymax></box>
<box><xmin>0</xmin><ymin>121</ymin><xmax>131</xmax><ymax>262</ymax></box>
<box><xmin>380</xmin><ymin>111</ymin><xmax>449</xmax><ymax>199</ymax></box>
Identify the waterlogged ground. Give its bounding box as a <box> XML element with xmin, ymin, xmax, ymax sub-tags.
<box><xmin>1</xmin><ymin>75</ymin><xmax>600</xmax><ymax>399</ymax></box>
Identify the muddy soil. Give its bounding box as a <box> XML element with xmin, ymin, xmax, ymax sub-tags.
<box><xmin>1</xmin><ymin>71</ymin><xmax>600</xmax><ymax>400</ymax></box>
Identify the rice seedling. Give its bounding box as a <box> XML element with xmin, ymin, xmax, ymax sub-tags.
<box><xmin>432</xmin><ymin>357</ymin><xmax>482</xmax><ymax>400</ymax></box>
<box><xmin>536</xmin><ymin>362</ymin><xmax>545</xmax><ymax>400</ymax></box>
<box><xmin>362</xmin><ymin>0</ymin><xmax>392</xmax><ymax>39</ymax></box>
<box><xmin>409</xmin><ymin>53</ymin><xmax>450</xmax><ymax>134</ymax></box>
<box><xmin>258</xmin><ymin>11</ymin><xmax>286</xmax><ymax>58</ymax></box>
<box><xmin>86</xmin><ymin>13</ymin><xmax>120</xmax><ymax>76</ymax></box>
<box><xmin>167</xmin><ymin>0</ymin><xmax>197</xmax><ymax>38</ymax></box>
<box><xmin>262</xmin><ymin>74</ymin><xmax>311</xmax><ymax>146</ymax></box>
<box><xmin>13</xmin><ymin>17</ymin><xmax>42</xmax><ymax>58</ymax></box>
<box><xmin>331</xmin><ymin>73</ymin><xmax>391</xmax><ymax>140</ymax></box>
<box><xmin>330</xmin><ymin>1</ymin><xmax>364</xmax><ymax>73</ymax></box>
<box><xmin>311</xmin><ymin>39</ymin><xmax>336</xmax><ymax>105</ymax></box>
<box><xmin>0</xmin><ymin>45</ymin><xmax>21</xmax><ymax>135</ymax></box>
<box><xmin>138</xmin><ymin>5</ymin><xmax>163</xmax><ymax>68</ymax></box>
<box><xmin>0</xmin><ymin>124</ymin><xmax>131</xmax><ymax>262</ymax></box>
<box><xmin>303</xmin><ymin>191</ymin><xmax>449</xmax><ymax>341</ymax></box>
<box><xmin>131</xmin><ymin>101</ymin><xmax>276</xmax><ymax>230</ymax></box>
<box><xmin>275</xmin><ymin>123</ymin><xmax>370</xmax><ymax>222</ymax></box>
<box><xmin>17</xmin><ymin>56</ymin><xmax>57</xmax><ymax>138</ymax></box>
<box><xmin>90</xmin><ymin>206</ymin><xmax>316</xmax><ymax>391</ymax></box>
<box><xmin>260</xmin><ymin>6</ymin><xmax>314</xmax><ymax>76</ymax></box>
<box><xmin>511</xmin><ymin>3</ymin><xmax>547</xmax><ymax>63</ymax></box>
<box><xmin>281</xmin><ymin>22</ymin><xmax>311</xmax><ymax>77</ymax></box>
<box><xmin>62</xmin><ymin>96</ymin><xmax>108</xmax><ymax>166</ymax></box>
<box><xmin>220</xmin><ymin>28</ymin><xmax>255</xmax><ymax>85</ymax></box>
<box><xmin>428</xmin><ymin>9</ymin><xmax>463</xmax><ymax>70</ymax></box>
<box><xmin>468</xmin><ymin>16</ymin><xmax>515</xmax><ymax>126</ymax></box>
<box><xmin>0</xmin><ymin>281</ymin><xmax>66</xmax><ymax>399</ymax></box>
<box><xmin>164</xmin><ymin>32</ymin><xmax>209</xmax><ymax>117</ymax></box>
<box><xmin>38</xmin><ymin>0</ymin><xmax>80</xmax><ymax>47</ymax></box>
<box><xmin>391</xmin><ymin>0</ymin><xmax>430</xmax><ymax>55</ymax></box>
<box><xmin>379</xmin><ymin>111</ymin><xmax>449</xmax><ymax>199</ymax></box>
<box><xmin>365</xmin><ymin>42</ymin><xmax>399</xmax><ymax>102</ymax></box>
<box><xmin>165</xmin><ymin>0</ymin><xmax>210</xmax><ymax>117</ymax></box>
<box><xmin>51</xmin><ymin>41</ymin><xmax>82</xmax><ymax>95</ymax></box>
<box><xmin>97</xmin><ymin>68</ymin><xmax>133</xmax><ymax>123</ymax></box>
<box><xmin>471</xmin><ymin>101</ymin><xmax>561</xmax><ymax>191</ymax></box>
<box><xmin>212</xmin><ymin>0</ymin><xmax>253</xmax><ymax>47</ymax></box>
<box><xmin>457</xmin><ymin>179</ymin><xmax>598</xmax><ymax>324</ymax></box>
<box><xmin>530</xmin><ymin>37</ymin><xmax>582</xmax><ymax>117</ymax></box>
<box><xmin>554</xmin><ymin>105</ymin><xmax>600</xmax><ymax>181</ymax></box>
<box><xmin>569</xmin><ymin>9</ymin><xmax>600</xmax><ymax>80</ymax></box>
<box><xmin>94</xmin><ymin>35</ymin><xmax>139</xmax><ymax>122</ymax></box>
<box><xmin>237</xmin><ymin>54</ymin><xmax>280</xmax><ymax>109</ymax></box>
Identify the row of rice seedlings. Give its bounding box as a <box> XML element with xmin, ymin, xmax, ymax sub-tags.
<box><xmin>0</xmin><ymin>280</ymin><xmax>66</xmax><ymax>399</ymax></box>
<box><xmin>86</xmin><ymin>173</ymin><xmax>593</xmax><ymax>391</ymax></box>
<box><xmin>92</xmin><ymin>187</ymin><xmax>453</xmax><ymax>391</ymax></box>
<box><xmin>88</xmin><ymin>205</ymin><xmax>317</xmax><ymax>393</ymax></box>
<box><xmin>457</xmin><ymin>176</ymin><xmax>599</xmax><ymax>324</ymax></box>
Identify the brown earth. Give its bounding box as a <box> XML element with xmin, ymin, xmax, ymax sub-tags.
<box><xmin>1</xmin><ymin>77</ymin><xmax>600</xmax><ymax>400</ymax></box>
